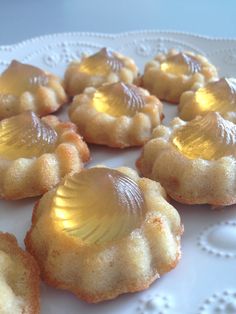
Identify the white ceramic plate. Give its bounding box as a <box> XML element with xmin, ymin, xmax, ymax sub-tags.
<box><xmin>1</xmin><ymin>31</ymin><xmax>236</xmax><ymax>314</ymax></box>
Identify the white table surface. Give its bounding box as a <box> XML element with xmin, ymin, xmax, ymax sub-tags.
<box><xmin>0</xmin><ymin>0</ymin><xmax>235</xmax><ymax>45</ymax></box>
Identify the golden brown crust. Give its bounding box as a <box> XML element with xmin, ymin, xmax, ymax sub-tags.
<box><xmin>0</xmin><ymin>115</ymin><xmax>90</xmax><ymax>200</ymax></box>
<box><xmin>0</xmin><ymin>232</ymin><xmax>40</xmax><ymax>314</ymax></box>
<box><xmin>137</xmin><ymin>118</ymin><xmax>236</xmax><ymax>206</ymax></box>
<box><xmin>68</xmin><ymin>85</ymin><xmax>163</xmax><ymax>148</ymax></box>
<box><xmin>142</xmin><ymin>49</ymin><xmax>218</xmax><ymax>104</ymax></box>
<box><xmin>64</xmin><ymin>49</ymin><xmax>138</xmax><ymax>96</ymax></box>
<box><xmin>25</xmin><ymin>166</ymin><xmax>182</xmax><ymax>303</ymax></box>
<box><xmin>0</xmin><ymin>69</ymin><xmax>67</xmax><ymax>120</ymax></box>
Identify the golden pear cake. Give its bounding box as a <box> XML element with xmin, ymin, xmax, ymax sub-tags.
<box><xmin>142</xmin><ymin>49</ymin><xmax>218</xmax><ymax>103</ymax></box>
<box><xmin>179</xmin><ymin>77</ymin><xmax>236</xmax><ymax>121</ymax></box>
<box><xmin>0</xmin><ymin>60</ymin><xmax>67</xmax><ymax>119</ymax></box>
<box><xmin>68</xmin><ymin>82</ymin><xmax>163</xmax><ymax>148</ymax></box>
<box><xmin>0</xmin><ymin>111</ymin><xmax>90</xmax><ymax>199</ymax></box>
<box><xmin>64</xmin><ymin>47</ymin><xmax>138</xmax><ymax>96</ymax></box>
<box><xmin>25</xmin><ymin>166</ymin><xmax>182</xmax><ymax>303</ymax></box>
<box><xmin>137</xmin><ymin>112</ymin><xmax>236</xmax><ymax>206</ymax></box>
<box><xmin>0</xmin><ymin>232</ymin><xmax>40</xmax><ymax>314</ymax></box>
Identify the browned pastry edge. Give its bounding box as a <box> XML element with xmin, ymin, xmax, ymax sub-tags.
<box><xmin>0</xmin><ymin>232</ymin><xmax>40</xmax><ymax>314</ymax></box>
<box><xmin>142</xmin><ymin>49</ymin><xmax>218</xmax><ymax>104</ymax></box>
<box><xmin>25</xmin><ymin>204</ymin><xmax>182</xmax><ymax>303</ymax></box>
<box><xmin>68</xmin><ymin>85</ymin><xmax>164</xmax><ymax>148</ymax></box>
<box><xmin>0</xmin><ymin>114</ymin><xmax>90</xmax><ymax>200</ymax></box>
<box><xmin>136</xmin><ymin>146</ymin><xmax>236</xmax><ymax>207</ymax></box>
<box><xmin>25</xmin><ymin>168</ymin><xmax>183</xmax><ymax>303</ymax></box>
<box><xmin>0</xmin><ymin>70</ymin><xmax>68</xmax><ymax>120</ymax></box>
<box><xmin>64</xmin><ymin>50</ymin><xmax>138</xmax><ymax>97</ymax></box>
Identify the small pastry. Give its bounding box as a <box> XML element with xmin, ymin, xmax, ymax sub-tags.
<box><xmin>0</xmin><ymin>111</ymin><xmax>89</xmax><ymax>199</ymax></box>
<box><xmin>68</xmin><ymin>82</ymin><xmax>163</xmax><ymax>148</ymax></box>
<box><xmin>179</xmin><ymin>77</ymin><xmax>236</xmax><ymax>121</ymax></box>
<box><xmin>142</xmin><ymin>49</ymin><xmax>218</xmax><ymax>103</ymax></box>
<box><xmin>25</xmin><ymin>166</ymin><xmax>182</xmax><ymax>303</ymax></box>
<box><xmin>64</xmin><ymin>47</ymin><xmax>138</xmax><ymax>96</ymax></box>
<box><xmin>0</xmin><ymin>60</ymin><xmax>67</xmax><ymax>119</ymax></box>
<box><xmin>0</xmin><ymin>232</ymin><xmax>40</xmax><ymax>314</ymax></box>
<box><xmin>137</xmin><ymin>112</ymin><xmax>236</xmax><ymax>206</ymax></box>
